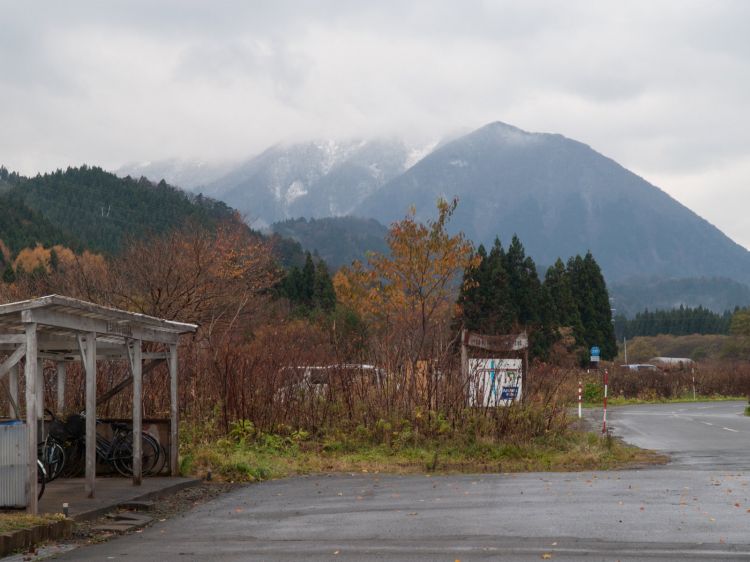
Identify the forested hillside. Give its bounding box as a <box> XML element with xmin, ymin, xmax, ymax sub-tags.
<box><xmin>2</xmin><ymin>166</ymin><xmax>236</xmax><ymax>255</ymax></box>
<box><xmin>614</xmin><ymin>306</ymin><xmax>733</xmax><ymax>340</ymax></box>
<box><xmin>610</xmin><ymin>276</ymin><xmax>750</xmax><ymax>317</ymax></box>
<box><xmin>271</xmin><ymin>216</ymin><xmax>389</xmax><ymax>269</ymax></box>
<box><xmin>0</xmin><ymin>192</ymin><xmax>74</xmax><ymax>259</ymax></box>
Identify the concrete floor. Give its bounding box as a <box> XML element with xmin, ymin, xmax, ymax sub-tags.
<box><xmin>38</xmin><ymin>476</ymin><xmax>200</xmax><ymax>520</ymax></box>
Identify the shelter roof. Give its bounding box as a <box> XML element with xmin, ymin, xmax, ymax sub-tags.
<box><xmin>0</xmin><ymin>295</ymin><xmax>197</xmax><ymax>355</ymax></box>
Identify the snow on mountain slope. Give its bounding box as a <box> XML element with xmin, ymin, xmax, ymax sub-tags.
<box><xmin>206</xmin><ymin>137</ymin><xmax>438</xmax><ymax>228</ymax></box>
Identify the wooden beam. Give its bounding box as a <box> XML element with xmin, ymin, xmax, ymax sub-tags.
<box><xmin>24</xmin><ymin>323</ymin><xmax>38</xmax><ymax>514</ymax></box>
<box><xmin>0</xmin><ymin>295</ymin><xmax>196</xmax><ymax>333</ymax></box>
<box><xmin>464</xmin><ymin>331</ymin><xmax>528</xmax><ymax>353</ymax></box>
<box><xmin>37</xmin><ymin>352</ymin><xmax>129</xmax><ymax>362</ymax></box>
<box><xmin>0</xmin><ymin>334</ymin><xmax>24</xmax><ymax>344</ymax></box>
<box><xmin>0</xmin><ymin>345</ymin><xmax>26</xmax><ymax>381</ymax></box>
<box><xmin>96</xmin><ymin>359</ymin><xmax>164</xmax><ymax>407</ymax></box>
<box><xmin>79</xmin><ymin>332</ymin><xmax>97</xmax><ymax>498</ymax></box>
<box><xmin>460</xmin><ymin>328</ymin><xmax>468</xmax><ymax>383</ymax></box>
<box><xmin>169</xmin><ymin>344</ymin><xmax>179</xmax><ymax>476</ymax></box>
<box><xmin>7</xmin><ymin>363</ymin><xmax>19</xmax><ymax>419</ymax></box>
<box><xmin>36</xmin><ymin>359</ymin><xmax>43</xmax><ymax>420</ymax></box>
<box><xmin>128</xmin><ymin>340</ymin><xmax>143</xmax><ymax>485</ymax></box>
<box><xmin>22</xmin><ymin>309</ymin><xmax>180</xmax><ymax>345</ymax></box>
<box><xmin>56</xmin><ymin>362</ymin><xmax>66</xmax><ymax>414</ymax></box>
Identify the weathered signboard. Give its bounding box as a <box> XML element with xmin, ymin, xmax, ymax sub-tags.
<box><xmin>468</xmin><ymin>358</ymin><xmax>523</xmax><ymax>407</ymax></box>
<box><xmin>464</xmin><ymin>332</ymin><xmax>528</xmax><ymax>352</ymax></box>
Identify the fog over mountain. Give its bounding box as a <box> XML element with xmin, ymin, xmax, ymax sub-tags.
<box><xmin>117</xmin><ymin>158</ymin><xmax>236</xmax><ymax>192</ymax></box>
<box><xmin>117</xmin><ymin>121</ymin><xmax>750</xmax><ymax>290</ymax></box>
<box><xmin>201</xmin><ymin>138</ymin><xmax>439</xmax><ymax>228</ymax></box>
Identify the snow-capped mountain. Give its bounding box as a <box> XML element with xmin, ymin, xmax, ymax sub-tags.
<box><xmin>356</xmin><ymin>121</ymin><xmax>750</xmax><ymax>283</ymax></box>
<box><xmin>114</xmin><ymin>121</ymin><xmax>750</xmax><ymax>286</ymax></box>
<box><xmin>204</xmin><ymin>138</ymin><xmax>439</xmax><ymax>228</ymax></box>
<box><xmin>116</xmin><ymin>158</ymin><xmax>236</xmax><ymax>191</ymax></box>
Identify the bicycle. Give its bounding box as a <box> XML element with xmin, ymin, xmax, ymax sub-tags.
<box><xmin>56</xmin><ymin>413</ymin><xmax>162</xmax><ymax>477</ymax></box>
<box><xmin>38</xmin><ymin>435</ymin><xmax>66</xmax><ymax>483</ymax></box>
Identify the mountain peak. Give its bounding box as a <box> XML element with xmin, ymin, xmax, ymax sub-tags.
<box><xmin>355</xmin><ymin>122</ymin><xmax>750</xmax><ymax>284</ymax></box>
<box><xmin>481</xmin><ymin>121</ymin><xmax>528</xmax><ymax>134</ymax></box>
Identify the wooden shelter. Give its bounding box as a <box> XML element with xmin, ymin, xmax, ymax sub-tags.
<box><xmin>0</xmin><ymin>295</ymin><xmax>196</xmax><ymax>513</ymax></box>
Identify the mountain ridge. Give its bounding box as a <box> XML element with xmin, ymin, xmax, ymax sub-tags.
<box><xmin>355</xmin><ymin>121</ymin><xmax>750</xmax><ymax>283</ymax></box>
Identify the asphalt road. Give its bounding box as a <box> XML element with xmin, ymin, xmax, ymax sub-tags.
<box><xmin>608</xmin><ymin>400</ymin><xmax>750</xmax><ymax>469</ymax></box>
<box><xmin>49</xmin><ymin>401</ymin><xmax>750</xmax><ymax>561</ymax></box>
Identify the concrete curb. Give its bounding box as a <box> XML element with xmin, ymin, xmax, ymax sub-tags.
<box><xmin>0</xmin><ymin>519</ymin><xmax>74</xmax><ymax>557</ymax></box>
<box><xmin>71</xmin><ymin>478</ymin><xmax>202</xmax><ymax>522</ymax></box>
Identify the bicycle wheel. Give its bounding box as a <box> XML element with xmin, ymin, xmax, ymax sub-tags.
<box><xmin>40</xmin><ymin>439</ymin><xmax>66</xmax><ymax>482</ymax></box>
<box><xmin>112</xmin><ymin>432</ymin><xmax>160</xmax><ymax>477</ymax></box>
<box><xmin>37</xmin><ymin>460</ymin><xmax>46</xmax><ymax>500</ymax></box>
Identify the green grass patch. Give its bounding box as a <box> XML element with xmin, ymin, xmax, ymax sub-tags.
<box><xmin>181</xmin><ymin>430</ymin><xmax>665</xmax><ymax>483</ymax></box>
<box><xmin>0</xmin><ymin>513</ymin><xmax>65</xmax><ymax>533</ymax></box>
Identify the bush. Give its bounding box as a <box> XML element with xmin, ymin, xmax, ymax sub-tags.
<box><xmin>583</xmin><ymin>382</ymin><xmax>603</xmax><ymax>403</ymax></box>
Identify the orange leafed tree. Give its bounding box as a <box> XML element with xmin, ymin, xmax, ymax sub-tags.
<box><xmin>107</xmin><ymin>218</ymin><xmax>279</xmax><ymax>326</ymax></box>
<box><xmin>334</xmin><ymin>198</ymin><xmax>478</xmax><ymax>386</ymax></box>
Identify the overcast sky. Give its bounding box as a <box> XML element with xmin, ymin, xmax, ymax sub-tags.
<box><xmin>3</xmin><ymin>1</ymin><xmax>749</xmax><ymax>246</ymax></box>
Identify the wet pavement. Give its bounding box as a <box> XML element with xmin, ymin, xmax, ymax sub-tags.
<box><xmin>47</xmin><ymin>401</ymin><xmax>750</xmax><ymax>561</ymax></box>
<box><xmin>608</xmin><ymin>400</ymin><xmax>750</xmax><ymax>469</ymax></box>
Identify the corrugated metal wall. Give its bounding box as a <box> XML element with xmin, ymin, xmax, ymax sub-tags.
<box><xmin>0</xmin><ymin>423</ymin><xmax>28</xmax><ymax>508</ymax></box>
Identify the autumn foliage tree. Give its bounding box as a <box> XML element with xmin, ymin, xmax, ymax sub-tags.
<box><xmin>334</xmin><ymin>199</ymin><xmax>477</xmax><ymax>412</ymax></box>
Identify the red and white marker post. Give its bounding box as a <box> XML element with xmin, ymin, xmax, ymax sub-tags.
<box><xmin>578</xmin><ymin>380</ymin><xmax>582</xmax><ymax>419</ymax></box>
<box><xmin>601</xmin><ymin>369</ymin><xmax>609</xmax><ymax>434</ymax></box>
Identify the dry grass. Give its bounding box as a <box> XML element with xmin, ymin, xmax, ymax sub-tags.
<box><xmin>0</xmin><ymin>512</ymin><xmax>64</xmax><ymax>533</ymax></box>
<box><xmin>180</xmin><ymin>430</ymin><xmax>666</xmax><ymax>483</ymax></box>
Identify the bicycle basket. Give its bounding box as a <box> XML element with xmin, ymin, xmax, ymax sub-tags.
<box><xmin>64</xmin><ymin>414</ymin><xmax>85</xmax><ymax>438</ymax></box>
<box><xmin>49</xmin><ymin>418</ymin><xmax>69</xmax><ymax>440</ymax></box>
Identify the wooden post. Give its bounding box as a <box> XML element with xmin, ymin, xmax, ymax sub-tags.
<box><xmin>523</xmin><ymin>347</ymin><xmax>529</xmax><ymax>404</ymax></box>
<box><xmin>80</xmin><ymin>332</ymin><xmax>97</xmax><ymax>498</ymax></box>
<box><xmin>8</xmin><ymin>363</ymin><xmax>19</xmax><ymax>419</ymax></box>
<box><xmin>56</xmin><ymin>362</ymin><xmax>66</xmax><ymax>414</ymax></box>
<box><xmin>130</xmin><ymin>340</ymin><xmax>143</xmax><ymax>485</ymax></box>
<box><xmin>36</xmin><ymin>358</ymin><xmax>43</xmax><ymax>424</ymax></box>
<box><xmin>169</xmin><ymin>343</ymin><xmax>179</xmax><ymax>476</ymax></box>
<box><xmin>24</xmin><ymin>323</ymin><xmax>38</xmax><ymax>514</ymax></box>
<box><xmin>460</xmin><ymin>329</ymin><xmax>468</xmax><ymax>381</ymax></box>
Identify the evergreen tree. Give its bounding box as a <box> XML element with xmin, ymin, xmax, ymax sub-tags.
<box><xmin>313</xmin><ymin>260</ymin><xmax>336</xmax><ymax>312</ymax></box>
<box><xmin>458</xmin><ymin>236</ymin><xmax>555</xmax><ymax>359</ymax></box>
<box><xmin>568</xmin><ymin>252</ymin><xmax>617</xmax><ymax>359</ymax></box>
<box><xmin>49</xmin><ymin>248</ymin><xmax>60</xmax><ymax>272</ymax></box>
<box><xmin>544</xmin><ymin>258</ymin><xmax>582</xmax><ymax>334</ymax></box>
<box><xmin>457</xmin><ymin>241</ymin><xmax>514</xmax><ymax>334</ymax></box>
<box><xmin>300</xmin><ymin>253</ymin><xmax>316</xmax><ymax>307</ymax></box>
<box><xmin>615</xmin><ymin>306</ymin><xmax>732</xmax><ymax>339</ymax></box>
<box><xmin>2</xmin><ymin>264</ymin><xmax>15</xmax><ymax>284</ymax></box>
<box><xmin>279</xmin><ymin>252</ymin><xmax>337</xmax><ymax>316</ymax></box>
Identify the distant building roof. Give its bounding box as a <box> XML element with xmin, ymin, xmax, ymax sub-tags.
<box><xmin>621</xmin><ymin>364</ymin><xmax>658</xmax><ymax>371</ymax></box>
<box><xmin>649</xmin><ymin>357</ymin><xmax>694</xmax><ymax>365</ymax></box>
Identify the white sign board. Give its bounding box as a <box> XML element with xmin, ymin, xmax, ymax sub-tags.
<box><xmin>468</xmin><ymin>358</ymin><xmax>523</xmax><ymax>407</ymax></box>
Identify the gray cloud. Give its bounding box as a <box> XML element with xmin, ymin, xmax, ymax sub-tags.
<box><xmin>1</xmin><ymin>0</ymin><xmax>749</xmax><ymax>246</ymax></box>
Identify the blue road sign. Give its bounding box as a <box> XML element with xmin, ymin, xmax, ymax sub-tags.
<box><xmin>591</xmin><ymin>346</ymin><xmax>601</xmax><ymax>357</ymax></box>
<box><xmin>501</xmin><ymin>386</ymin><xmax>519</xmax><ymax>400</ymax></box>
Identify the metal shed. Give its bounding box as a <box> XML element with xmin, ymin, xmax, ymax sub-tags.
<box><xmin>0</xmin><ymin>295</ymin><xmax>196</xmax><ymax>513</ymax></box>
